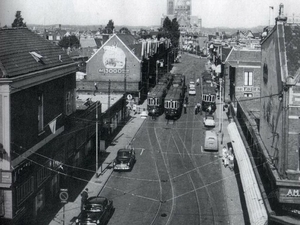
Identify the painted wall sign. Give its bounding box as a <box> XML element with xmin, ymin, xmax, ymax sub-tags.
<box><xmin>99</xmin><ymin>68</ymin><xmax>129</xmax><ymax>74</ymax></box>
<box><xmin>98</xmin><ymin>43</ymin><xmax>130</xmax><ymax>74</ymax></box>
<box><xmin>103</xmin><ymin>44</ymin><xmax>125</xmax><ymax>68</ymax></box>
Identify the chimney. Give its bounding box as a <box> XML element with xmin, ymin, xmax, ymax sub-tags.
<box><xmin>276</xmin><ymin>3</ymin><xmax>287</xmax><ymax>23</ymax></box>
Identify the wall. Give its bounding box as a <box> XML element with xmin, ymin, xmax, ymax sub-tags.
<box><xmin>86</xmin><ymin>35</ymin><xmax>141</xmax><ymax>93</ymax></box>
<box><xmin>234</xmin><ymin>66</ymin><xmax>261</xmax><ymax>99</ymax></box>
<box><xmin>260</xmin><ymin>29</ymin><xmax>284</xmax><ymax>174</ymax></box>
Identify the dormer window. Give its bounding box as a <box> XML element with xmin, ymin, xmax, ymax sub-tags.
<box><xmin>29</xmin><ymin>51</ymin><xmax>44</xmax><ymax>64</ymax></box>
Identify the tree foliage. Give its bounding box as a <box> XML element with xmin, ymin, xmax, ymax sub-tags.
<box><xmin>105</xmin><ymin>20</ymin><xmax>115</xmax><ymax>34</ymax></box>
<box><xmin>58</xmin><ymin>35</ymin><xmax>80</xmax><ymax>49</ymax></box>
<box><xmin>119</xmin><ymin>27</ymin><xmax>131</xmax><ymax>34</ymax></box>
<box><xmin>158</xmin><ymin>17</ymin><xmax>180</xmax><ymax>47</ymax></box>
<box><xmin>12</xmin><ymin>11</ymin><xmax>26</xmax><ymax>27</ymax></box>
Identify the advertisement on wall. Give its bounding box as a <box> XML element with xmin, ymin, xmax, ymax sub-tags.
<box><xmin>99</xmin><ymin>44</ymin><xmax>129</xmax><ymax>74</ymax></box>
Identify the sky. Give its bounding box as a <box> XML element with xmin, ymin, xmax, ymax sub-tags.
<box><xmin>1</xmin><ymin>0</ymin><xmax>300</xmax><ymax>28</ymax></box>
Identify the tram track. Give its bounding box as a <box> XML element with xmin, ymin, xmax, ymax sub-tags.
<box><xmin>172</xmin><ymin>58</ymin><xmax>218</xmax><ymax>224</ymax></box>
<box><xmin>146</xmin><ymin>119</ymin><xmax>176</xmax><ymax>225</ymax></box>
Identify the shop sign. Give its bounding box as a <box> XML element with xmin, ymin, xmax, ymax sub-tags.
<box><xmin>0</xmin><ymin>171</ymin><xmax>12</xmax><ymax>184</ymax></box>
<box><xmin>286</xmin><ymin>189</ymin><xmax>300</xmax><ymax>197</ymax></box>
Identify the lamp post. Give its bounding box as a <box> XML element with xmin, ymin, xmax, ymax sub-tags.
<box><xmin>95</xmin><ymin>101</ymin><xmax>99</xmax><ymax>176</ymax></box>
<box><xmin>124</xmin><ymin>57</ymin><xmax>127</xmax><ymax>94</ymax></box>
<box><xmin>156</xmin><ymin>60</ymin><xmax>159</xmax><ymax>84</ymax></box>
<box><xmin>219</xmin><ymin>78</ymin><xmax>223</xmax><ymax>133</ymax></box>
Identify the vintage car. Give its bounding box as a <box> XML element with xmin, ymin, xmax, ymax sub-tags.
<box><xmin>188</xmin><ymin>87</ymin><xmax>196</xmax><ymax>95</ymax></box>
<box><xmin>76</xmin><ymin>196</ymin><xmax>114</xmax><ymax>225</ymax></box>
<box><xmin>203</xmin><ymin>114</ymin><xmax>215</xmax><ymax>127</ymax></box>
<box><xmin>113</xmin><ymin>148</ymin><xmax>136</xmax><ymax>171</ymax></box>
<box><xmin>204</xmin><ymin>130</ymin><xmax>219</xmax><ymax>151</ymax></box>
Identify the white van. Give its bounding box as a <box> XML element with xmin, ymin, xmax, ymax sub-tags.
<box><xmin>204</xmin><ymin>130</ymin><xmax>219</xmax><ymax>151</ymax></box>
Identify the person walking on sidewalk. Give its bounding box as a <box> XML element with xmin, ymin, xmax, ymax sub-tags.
<box><xmin>228</xmin><ymin>152</ymin><xmax>234</xmax><ymax>171</ymax></box>
<box><xmin>222</xmin><ymin>146</ymin><xmax>229</xmax><ymax>167</ymax></box>
<box><xmin>81</xmin><ymin>188</ymin><xmax>89</xmax><ymax>211</ymax></box>
<box><xmin>183</xmin><ymin>103</ymin><xmax>187</xmax><ymax>114</ymax></box>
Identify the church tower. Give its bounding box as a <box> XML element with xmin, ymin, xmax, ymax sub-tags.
<box><xmin>167</xmin><ymin>0</ymin><xmax>175</xmax><ymax>15</ymax></box>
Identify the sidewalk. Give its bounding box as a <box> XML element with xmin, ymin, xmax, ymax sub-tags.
<box><xmin>215</xmin><ymin>99</ymin><xmax>246</xmax><ymax>225</ymax></box>
<box><xmin>49</xmin><ymin>102</ymin><xmax>148</xmax><ymax>225</ymax></box>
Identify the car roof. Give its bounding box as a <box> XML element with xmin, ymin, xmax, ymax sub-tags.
<box><xmin>118</xmin><ymin>148</ymin><xmax>132</xmax><ymax>152</ymax></box>
<box><xmin>86</xmin><ymin>196</ymin><xmax>107</xmax><ymax>204</ymax></box>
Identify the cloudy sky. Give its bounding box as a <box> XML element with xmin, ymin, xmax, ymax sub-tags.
<box><xmin>0</xmin><ymin>0</ymin><xmax>300</xmax><ymax>28</ymax></box>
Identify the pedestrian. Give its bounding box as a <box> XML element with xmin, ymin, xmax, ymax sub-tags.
<box><xmin>183</xmin><ymin>103</ymin><xmax>187</xmax><ymax>114</ymax></box>
<box><xmin>185</xmin><ymin>96</ymin><xmax>189</xmax><ymax>105</ymax></box>
<box><xmin>81</xmin><ymin>188</ymin><xmax>89</xmax><ymax>211</ymax></box>
<box><xmin>222</xmin><ymin>146</ymin><xmax>228</xmax><ymax>167</ymax></box>
<box><xmin>194</xmin><ymin>105</ymin><xmax>198</xmax><ymax>115</ymax></box>
<box><xmin>228</xmin><ymin>153</ymin><xmax>234</xmax><ymax>171</ymax></box>
<box><xmin>197</xmin><ymin>102</ymin><xmax>201</xmax><ymax>114</ymax></box>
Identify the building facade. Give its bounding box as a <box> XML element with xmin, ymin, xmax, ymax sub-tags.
<box><xmin>0</xmin><ymin>28</ymin><xmax>77</xmax><ymax>224</ymax></box>
<box><xmin>225</xmin><ymin>47</ymin><xmax>261</xmax><ymax>102</ymax></box>
<box><xmin>260</xmin><ymin>5</ymin><xmax>300</xmax><ymax>209</ymax></box>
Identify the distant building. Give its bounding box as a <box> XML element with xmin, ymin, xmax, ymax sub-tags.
<box><xmin>163</xmin><ymin>0</ymin><xmax>201</xmax><ymax>33</ymax></box>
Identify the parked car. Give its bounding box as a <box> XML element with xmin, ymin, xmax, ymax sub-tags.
<box><xmin>189</xmin><ymin>87</ymin><xmax>196</xmax><ymax>95</ymax></box>
<box><xmin>113</xmin><ymin>148</ymin><xmax>136</xmax><ymax>171</ymax></box>
<box><xmin>76</xmin><ymin>196</ymin><xmax>114</xmax><ymax>225</ymax></box>
<box><xmin>204</xmin><ymin>130</ymin><xmax>219</xmax><ymax>151</ymax></box>
<box><xmin>204</xmin><ymin>114</ymin><xmax>215</xmax><ymax>127</ymax></box>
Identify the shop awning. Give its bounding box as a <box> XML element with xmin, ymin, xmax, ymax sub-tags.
<box><xmin>227</xmin><ymin>122</ymin><xmax>268</xmax><ymax>225</ymax></box>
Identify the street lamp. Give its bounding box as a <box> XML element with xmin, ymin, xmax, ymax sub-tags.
<box><xmin>156</xmin><ymin>60</ymin><xmax>159</xmax><ymax>84</ymax></box>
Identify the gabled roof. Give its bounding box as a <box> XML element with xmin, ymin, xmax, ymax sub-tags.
<box><xmin>87</xmin><ymin>33</ymin><xmax>141</xmax><ymax>63</ymax></box>
<box><xmin>226</xmin><ymin>47</ymin><xmax>261</xmax><ymax>67</ymax></box>
<box><xmin>284</xmin><ymin>23</ymin><xmax>300</xmax><ymax>79</ymax></box>
<box><xmin>0</xmin><ymin>28</ymin><xmax>74</xmax><ymax>78</ymax></box>
<box><xmin>116</xmin><ymin>33</ymin><xmax>138</xmax><ymax>46</ymax></box>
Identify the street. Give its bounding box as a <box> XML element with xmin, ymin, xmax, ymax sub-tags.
<box><xmin>101</xmin><ymin>54</ymin><xmax>231</xmax><ymax>225</ymax></box>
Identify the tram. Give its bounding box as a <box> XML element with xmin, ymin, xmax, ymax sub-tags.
<box><xmin>164</xmin><ymin>74</ymin><xmax>185</xmax><ymax>119</ymax></box>
<box><xmin>147</xmin><ymin>73</ymin><xmax>173</xmax><ymax>116</ymax></box>
<box><xmin>201</xmin><ymin>72</ymin><xmax>217</xmax><ymax>113</ymax></box>
<box><xmin>147</xmin><ymin>83</ymin><xmax>168</xmax><ymax>116</ymax></box>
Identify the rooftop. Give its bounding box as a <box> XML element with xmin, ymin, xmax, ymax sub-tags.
<box><xmin>0</xmin><ymin>28</ymin><xmax>74</xmax><ymax>78</ymax></box>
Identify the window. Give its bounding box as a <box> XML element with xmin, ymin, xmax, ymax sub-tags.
<box><xmin>148</xmin><ymin>98</ymin><xmax>155</xmax><ymax>106</ymax></box>
<box><xmin>66</xmin><ymin>91</ymin><xmax>73</xmax><ymax>116</ymax></box>
<box><xmin>38</xmin><ymin>92</ymin><xmax>44</xmax><ymax>133</ymax></box>
<box><xmin>244</xmin><ymin>72</ymin><xmax>253</xmax><ymax>86</ymax></box>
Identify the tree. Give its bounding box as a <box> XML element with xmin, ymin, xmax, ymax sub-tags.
<box><xmin>105</xmin><ymin>20</ymin><xmax>115</xmax><ymax>34</ymax></box>
<box><xmin>12</xmin><ymin>11</ymin><xmax>26</xmax><ymax>27</ymax></box>
<box><xmin>159</xmin><ymin>17</ymin><xmax>180</xmax><ymax>48</ymax></box>
<box><xmin>119</xmin><ymin>27</ymin><xmax>131</xmax><ymax>35</ymax></box>
<box><xmin>162</xmin><ymin>17</ymin><xmax>172</xmax><ymax>33</ymax></box>
<box><xmin>58</xmin><ymin>35</ymin><xmax>80</xmax><ymax>49</ymax></box>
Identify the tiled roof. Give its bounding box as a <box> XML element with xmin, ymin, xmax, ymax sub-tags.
<box><xmin>80</xmin><ymin>37</ymin><xmax>97</xmax><ymax>48</ymax></box>
<box><xmin>116</xmin><ymin>33</ymin><xmax>138</xmax><ymax>46</ymax></box>
<box><xmin>128</xmin><ymin>43</ymin><xmax>142</xmax><ymax>60</ymax></box>
<box><xmin>227</xmin><ymin>48</ymin><xmax>261</xmax><ymax>63</ymax></box>
<box><xmin>284</xmin><ymin>23</ymin><xmax>300</xmax><ymax>77</ymax></box>
<box><xmin>0</xmin><ymin>28</ymin><xmax>74</xmax><ymax>78</ymax></box>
